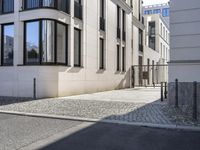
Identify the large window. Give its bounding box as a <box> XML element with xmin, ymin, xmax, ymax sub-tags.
<box><xmin>99</xmin><ymin>38</ymin><xmax>105</xmax><ymax>69</ymax></box>
<box><xmin>117</xmin><ymin>5</ymin><xmax>121</xmax><ymax>39</ymax></box>
<box><xmin>149</xmin><ymin>22</ymin><xmax>156</xmax><ymax>50</ymax></box>
<box><xmin>153</xmin><ymin>9</ymin><xmax>161</xmax><ymax>14</ymax></box>
<box><xmin>1</xmin><ymin>23</ymin><xmax>14</xmax><ymax>66</ymax></box>
<box><xmin>74</xmin><ymin>28</ymin><xmax>81</xmax><ymax>67</ymax></box>
<box><xmin>24</xmin><ymin>20</ymin><xmax>68</xmax><ymax>65</ymax></box>
<box><xmin>24</xmin><ymin>0</ymin><xmax>70</xmax><ymax>14</ymax></box>
<box><xmin>0</xmin><ymin>0</ymin><xmax>14</xmax><ymax>14</ymax></box>
<box><xmin>139</xmin><ymin>29</ymin><xmax>143</xmax><ymax>52</ymax></box>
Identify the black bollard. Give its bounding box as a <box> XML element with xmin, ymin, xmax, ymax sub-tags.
<box><xmin>161</xmin><ymin>82</ymin><xmax>164</xmax><ymax>102</ymax></box>
<box><xmin>175</xmin><ymin>79</ymin><xmax>178</xmax><ymax>108</ymax></box>
<box><xmin>193</xmin><ymin>81</ymin><xmax>198</xmax><ymax>120</ymax></box>
<box><xmin>33</xmin><ymin>78</ymin><xmax>36</xmax><ymax>100</ymax></box>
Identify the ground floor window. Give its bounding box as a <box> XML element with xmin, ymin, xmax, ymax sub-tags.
<box><xmin>117</xmin><ymin>45</ymin><xmax>120</xmax><ymax>71</ymax></box>
<box><xmin>24</xmin><ymin>19</ymin><xmax>68</xmax><ymax>65</ymax></box>
<box><xmin>122</xmin><ymin>47</ymin><xmax>126</xmax><ymax>72</ymax></box>
<box><xmin>99</xmin><ymin>38</ymin><xmax>105</xmax><ymax>70</ymax></box>
<box><xmin>74</xmin><ymin>28</ymin><xmax>81</xmax><ymax>67</ymax></box>
<box><xmin>1</xmin><ymin>23</ymin><xmax>14</xmax><ymax>66</ymax></box>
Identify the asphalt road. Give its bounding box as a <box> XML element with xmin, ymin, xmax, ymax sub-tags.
<box><xmin>0</xmin><ymin>113</ymin><xmax>200</xmax><ymax>150</ymax></box>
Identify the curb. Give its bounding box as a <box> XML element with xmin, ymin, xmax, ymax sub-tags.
<box><xmin>0</xmin><ymin>110</ymin><xmax>200</xmax><ymax>132</ymax></box>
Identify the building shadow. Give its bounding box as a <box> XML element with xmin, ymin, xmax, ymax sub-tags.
<box><xmin>0</xmin><ymin>96</ymin><xmax>34</xmax><ymax>106</ymax></box>
<box><xmin>36</xmin><ymin>99</ymin><xmax>197</xmax><ymax>150</ymax></box>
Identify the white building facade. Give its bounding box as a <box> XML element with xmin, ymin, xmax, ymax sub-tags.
<box><xmin>169</xmin><ymin>0</ymin><xmax>200</xmax><ymax>110</ymax></box>
<box><xmin>0</xmin><ymin>0</ymin><xmax>135</xmax><ymax>98</ymax></box>
<box><xmin>137</xmin><ymin>14</ymin><xmax>170</xmax><ymax>86</ymax></box>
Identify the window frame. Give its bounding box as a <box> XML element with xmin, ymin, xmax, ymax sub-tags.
<box><xmin>23</xmin><ymin>0</ymin><xmax>70</xmax><ymax>14</ymax></box>
<box><xmin>0</xmin><ymin>0</ymin><xmax>14</xmax><ymax>14</ymax></box>
<box><xmin>24</xmin><ymin>19</ymin><xmax>68</xmax><ymax>66</ymax></box>
<box><xmin>1</xmin><ymin>22</ymin><xmax>14</xmax><ymax>66</ymax></box>
<box><xmin>74</xmin><ymin>28</ymin><xmax>82</xmax><ymax>67</ymax></box>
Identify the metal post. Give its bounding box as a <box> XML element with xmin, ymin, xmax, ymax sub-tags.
<box><xmin>175</xmin><ymin>79</ymin><xmax>178</xmax><ymax>108</ymax></box>
<box><xmin>161</xmin><ymin>82</ymin><xmax>164</xmax><ymax>102</ymax></box>
<box><xmin>33</xmin><ymin>78</ymin><xmax>36</xmax><ymax>100</ymax></box>
<box><xmin>164</xmin><ymin>82</ymin><xmax>167</xmax><ymax>99</ymax></box>
<box><xmin>193</xmin><ymin>81</ymin><xmax>198</xmax><ymax>120</ymax></box>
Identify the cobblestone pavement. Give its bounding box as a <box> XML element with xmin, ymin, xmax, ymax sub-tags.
<box><xmin>0</xmin><ymin>88</ymin><xmax>199</xmax><ymax>127</ymax></box>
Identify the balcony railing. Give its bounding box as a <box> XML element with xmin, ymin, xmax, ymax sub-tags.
<box><xmin>74</xmin><ymin>1</ymin><xmax>82</xmax><ymax>20</ymax></box>
<box><xmin>117</xmin><ymin>27</ymin><xmax>121</xmax><ymax>39</ymax></box>
<box><xmin>100</xmin><ymin>17</ymin><xmax>105</xmax><ymax>31</ymax></box>
<box><xmin>23</xmin><ymin>0</ymin><xmax>70</xmax><ymax>14</ymax></box>
<box><xmin>0</xmin><ymin>0</ymin><xmax>14</xmax><ymax>14</ymax></box>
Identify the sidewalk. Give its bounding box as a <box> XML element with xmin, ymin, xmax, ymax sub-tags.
<box><xmin>0</xmin><ymin>88</ymin><xmax>199</xmax><ymax>130</ymax></box>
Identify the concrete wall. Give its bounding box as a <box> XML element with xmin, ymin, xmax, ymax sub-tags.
<box><xmin>169</xmin><ymin>0</ymin><xmax>200</xmax><ymax>111</ymax></box>
<box><xmin>0</xmin><ymin>0</ymin><xmax>133</xmax><ymax>98</ymax></box>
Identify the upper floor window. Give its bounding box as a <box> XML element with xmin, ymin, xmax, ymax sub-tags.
<box><xmin>74</xmin><ymin>0</ymin><xmax>82</xmax><ymax>19</ymax></box>
<box><xmin>153</xmin><ymin>9</ymin><xmax>161</xmax><ymax>14</ymax></box>
<box><xmin>144</xmin><ymin>10</ymin><xmax>152</xmax><ymax>15</ymax></box>
<box><xmin>74</xmin><ymin>28</ymin><xmax>81</xmax><ymax>67</ymax></box>
<box><xmin>100</xmin><ymin>0</ymin><xmax>105</xmax><ymax>31</ymax></box>
<box><xmin>23</xmin><ymin>0</ymin><xmax>70</xmax><ymax>14</ymax></box>
<box><xmin>0</xmin><ymin>0</ymin><xmax>14</xmax><ymax>14</ymax></box>
<box><xmin>162</xmin><ymin>8</ymin><xmax>169</xmax><ymax>17</ymax></box>
<box><xmin>1</xmin><ymin>23</ymin><xmax>14</xmax><ymax>66</ymax></box>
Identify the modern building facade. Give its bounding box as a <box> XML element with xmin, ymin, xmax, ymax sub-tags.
<box><xmin>143</xmin><ymin>2</ymin><xmax>170</xmax><ymax>25</ymax></box>
<box><xmin>0</xmin><ymin>0</ymin><xmax>137</xmax><ymax>98</ymax></box>
<box><xmin>135</xmin><ymin>13</ymin><xmax>170</xmax><ymax>87</ymax></box>
<box><xmin>169</xmin><ymin>0</ymin><xmax>200</xmax><ymax>110</ymax></box>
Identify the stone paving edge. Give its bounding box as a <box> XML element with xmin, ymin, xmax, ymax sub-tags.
<box><xmin>0</xmin><ymin>110</ymin><xmax>200</xmax><ymax>132</ymax></box>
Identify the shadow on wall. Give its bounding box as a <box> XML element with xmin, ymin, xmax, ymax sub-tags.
<box><xmin>116</xmin><ymin>68</ymin><xmax>131</xmax><ymax>89</ymax></box>
<box><xmin>37</xmin><ymin>99</ymin><xmax>200</xmax><ymax>150</ymax></box>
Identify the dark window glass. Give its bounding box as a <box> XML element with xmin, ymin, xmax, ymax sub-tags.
<box><xmin>100</xmin><ymin>0</ymin><xmax>104</xmax><ymax>18</ymax></box>
<box><xmin>122</xmin><ymin>47</ymin><xmax>125</xmax><ymax>71</ymax></box>
<box><xmin>144</xmin><ymin>10</ymin><xmax>152</xmax><ymax>15</ymax></box>
<box><xmin>25</xmin><ymin>21</ymin><xmax>40</xmax><ymax>64</ymax></box>
<box><xmin>117</xmin><ymin>45</ymin><xmax>120</xmax><ymax>71</ymax></box>
<box><xmin>1</xmin><ymin>0</ymin><xmax>14</xmax><ymax>13</ymax></box>
<box><xmin>74</xmin><ymin>28</ymin><xmax>81</xmax><ymax>67</ymax></box>
<box><xmin>99</xmin><ymin>38</ymin><xmax>104</xmax><ymax>69</ymax></box>
<box><xmin>41</xmin><ymin>20</ymin><xmax>55</xmax><ymax>63</ymax></box>
<box><xmin>1</xmin><ymin>24</ymin><xmax>14</xmax><ymax>66</ymax></box>
<box><xmin>139</xmin><ymin>29</ymin><xmax>143</xmax><ymax>52</ymax></box>
<box><xmin>43</xmin><ymin>0</ymin><xmax>55</xmax><ymax>7</ymax></box>
<box><xmin>25</xmin><ymin>0</ymin><xmax>40</xmax><ymax>9</ymax></box>
<box><xmin>57</xmin><ymin>23</ymin><xmax>67</xmax><ymax>64</ymax></box>
<box><xmin>57</xmin><ymin>0</ymin><xmax>70</xmax><ymax>13</ymax></box>
<box><xmin>149</xmin><ymin>22</ymin><xmax>156</xmax><ymax>50</ymax></box>
<box><xmin>74</xmin><ymin>0</ymin><xmax>82</xmax><ymax>19</ymax></box>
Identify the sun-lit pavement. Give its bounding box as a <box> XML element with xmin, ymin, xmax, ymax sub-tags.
<box><xmin>0</xmin><ymin>88</ymin><xmax>199</xmax><ymax>127</ymax></box>
<box><xmin>0</xmin><ymin>113</ymin><xmax>200</xmax><ymax>150</ymax></box>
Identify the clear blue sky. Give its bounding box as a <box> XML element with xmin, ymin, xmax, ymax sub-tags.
<box><xmin>143</xmin><ymin>0</ymin><xmax>169</xmax><ymax>6</ymax></box>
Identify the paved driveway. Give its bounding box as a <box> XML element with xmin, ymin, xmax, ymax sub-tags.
<box><xmin>64</xmin><ymin>87</ymin><xmax>161</xmax><ymax>103</ymax></box>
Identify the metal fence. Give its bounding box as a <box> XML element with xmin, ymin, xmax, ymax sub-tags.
<box><xmin>131</xmin><ymin>64</ymin><xmax>168</xmax><ymax>87</ymax></box>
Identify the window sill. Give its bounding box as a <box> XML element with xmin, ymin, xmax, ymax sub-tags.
<box><xmin>17</xmin><ymin>64</ymin><xmax>71</xmax><ymax>67</ymax></box>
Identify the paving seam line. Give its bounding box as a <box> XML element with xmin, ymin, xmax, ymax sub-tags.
<box><xmin>0</xmin><ymin>110</ymin><xmax>199</xmax><ymax>132</ymax></box>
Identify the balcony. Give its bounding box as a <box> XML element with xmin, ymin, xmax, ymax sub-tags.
<box><xmin>117</xmin><ymin>27</ymin><xmax>121</xmax><ymax>39</ymax></box>
<box><xmin>22</xmin><ymin>0</ymin><xmax>70</xmax><ymax>14</ymax></box>
<box><xmin>74</xmin><ymin>1</ymin><xmax>82</xmax><ymax>20</ymax></box>
<box><xmin>100</xmin><ymin>17</ymin><xmax>105</xmax><ymax>31</ymax></box>
<box><xmin>0</xmin><ymin>0</ymin><xmax>14</xmax><ymax>14</ymax></box>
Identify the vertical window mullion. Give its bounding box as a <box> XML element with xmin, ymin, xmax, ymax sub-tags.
<box><xmin>39</xmin><ymin>20</ymin><xmax>42</xmax><ymax>64</ymax></box>
<box><xmin>66</xmin><ymin>25</ymin><xmax>68</xmax><ymax>65</ymax></box>
<box><xmin>54</xmin><ymin>22</ymin><xmax>57</xmax><ymax>64</ymax></box>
